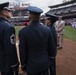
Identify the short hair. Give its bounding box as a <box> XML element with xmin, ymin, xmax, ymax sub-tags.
<box><xmin>29</xmin><ymin>14</ymin><xmax>40</xmax><ymax>21</ymax></box>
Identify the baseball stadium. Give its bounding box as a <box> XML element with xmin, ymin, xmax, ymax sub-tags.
<box><xmin>11</xmin><ymin>0</ymin><xmax>76</xmax><ymax>75</ymax></box>
<box><xmin>0</xmin><ymin>0</ymin><xmax>76</xmax><ymax>75</ymax></box>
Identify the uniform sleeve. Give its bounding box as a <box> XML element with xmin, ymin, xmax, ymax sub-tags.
<box><xmin>19</xmin><ymin>30</ymin><xmax>27</xmax><ymax>70</ymax></box>
<box><xmin>48</xmin><ymin>29</ymin><xmax>57</xmax><ymax>58</ymax></box>
<box><xmin>51</xmin><ymin>26</ymin><xmax>57</xmax><ymax>47</ymax></box>
<box><xmin>3</xmin><ymin>27</ymin><xmax>19</xmax><ymax>70</ymax></box>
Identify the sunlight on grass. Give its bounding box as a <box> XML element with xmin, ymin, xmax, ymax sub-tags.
<box><xmin>64</xmin><ymin>26</ymin><xmax>76</xmax><ymax>41</ymax></box>
<box><xmin>14</xmin><ymin>26</ymin><xmax>76</xmax><ymax>41</ymax></box>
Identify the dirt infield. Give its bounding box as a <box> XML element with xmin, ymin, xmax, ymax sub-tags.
<box><xmin>56</xmin><ymin>39</ymin><xmax>76</xmax><ymax>75</ymax></box>
<box><xmin>0</xmin><ymin>38</ymin><xmax>76</xmax><ymax>75</ymax></box>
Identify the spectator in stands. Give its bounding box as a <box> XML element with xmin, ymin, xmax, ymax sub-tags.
<box><xmin>24</xmin><ymin>22</ymin><xmax>28</xmax><ymax>26</ymax></box>
<box><xmin>19</xmin><ymin>6</ymin><xmax>56</xmax><ymax>75</ymax></box>
<box><xmin>45</xmin><ymin>13</ymin><xmax>57</xmax><ymax>75</ymax></box>
<box><xmin>55</xmin><ymin>16</ymin><xmax>65</xmax><ymax>49</ymax></box>
<box><xmin>0</xmin><ymin>2</ymin><xmax>19</xmax><ymax>75</ymax></box>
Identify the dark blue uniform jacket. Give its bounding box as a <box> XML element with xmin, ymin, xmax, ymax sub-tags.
<box><xmin>0</xmin><ymin>17</ymin><xmax>18</xmax><ymax>72</ymax></box>
<box><xmin>19</xmin><ymin>21</ymin><xmax>56</xmax><ymax>73</ymax></box>
<box><xmin>48</xmin><ymin>24</ymin><xmax>57</xmax><ymax>47</ymax></box>
<box><xmin>47</xmin><ymin>24</ymin><xmax>57</xmax><ymax>75</ymax></box>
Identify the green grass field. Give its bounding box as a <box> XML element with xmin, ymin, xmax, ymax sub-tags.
<box><xmin>64</xmin><ymin>26</ymin><xmax>76</xmax><ymax>41</ymax></box>
<box><xmin>14</xmin><ymin>26</ymin><xmax>76</xmax><ymax>42</ymax></box>
<box><xmin>14</xmin><ymin>26</ymin><xmax>25</xmax><ymax>36</ymax></box>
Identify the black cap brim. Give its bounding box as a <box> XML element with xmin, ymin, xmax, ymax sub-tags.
<box><xmin>0</xmin><ymin>2</ymin><xmax>9</xmax><ymax>11</ymax></box>
<box><xmin>45</xmin><ymin>13</ymin><xmax>58</xmax><ymax>19</ymax></box>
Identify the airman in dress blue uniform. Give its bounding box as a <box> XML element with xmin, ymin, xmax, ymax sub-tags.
<box><xmin>45</xmin><ymin>13</ymin><xmax>58</xmax><ymax>47</ymax></box>
<box><xmin>0</xmin><ymin>2</ymin><xmax>19</xmax><ymax>75</ymax></box>
<box><xmin>19</xmin><ymin>6</ymin><xmax>56</xmax><ymax>75</ymax></box>
<box><xmin>45</xmin><ymin>13</ymin><xmax>58</xmax><ymax>75</ymax></box>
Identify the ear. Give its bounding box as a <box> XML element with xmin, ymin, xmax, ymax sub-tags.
<box><xmin>2</xmin><ymin>10</ymin><xmax>7</xmax><ymax>15</ymax></box>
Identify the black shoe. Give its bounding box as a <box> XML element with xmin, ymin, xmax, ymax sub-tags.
<box><xmin>57</xmin><ymin>45</ymin><xmax>59</xmax><ymax>46</ymax></box>
<box><xmin>59</xmin><ymin>47</ymin><xmax>63</xmax><ymax>49</ymax></box>
<box><xmin>57</xmin><ymin>47</ymin><xmax>63</xmax><ymax>49</ymax></box>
